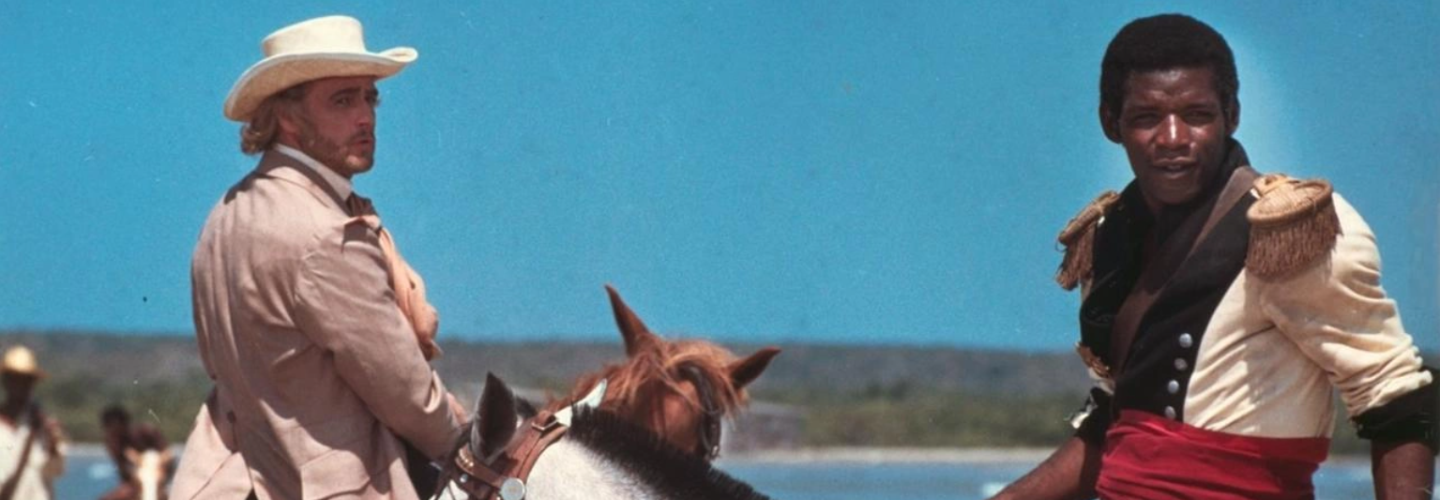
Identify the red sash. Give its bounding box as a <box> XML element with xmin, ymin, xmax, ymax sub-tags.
<box><xmin>1098</xmin><ymin>410</ymin><xmax>1329</xmax><ymax>500</ymax></box>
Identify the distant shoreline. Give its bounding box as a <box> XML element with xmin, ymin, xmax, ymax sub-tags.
<box><xmin>723</xmin><ymin>447</ymin><xmax>1052</xmax><ymax>464</ymax></box>
<box><xmin>723</xmin><ymin>447</ymin><xmax>1377</xmax><ymax>465</ymax></box>
<box><xmin>67</xmin><ymin>443</ymin><xmax>1378</xmax><ymax>466</ymax></box>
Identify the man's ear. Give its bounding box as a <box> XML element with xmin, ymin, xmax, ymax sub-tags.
<box><xmin>1226</xmin><ymin>98</ymin><xmax>1241</xmax><ymax>136</ymax></box>
<box><xmin>1099</xmin><ymin>104</ymin><xmax>1121</xmax><ymax>144</ymax></box>
<box><xmin>277</xmin><ymin>109</ymin><xmax>301</xmax><ymax>136</ymax></box>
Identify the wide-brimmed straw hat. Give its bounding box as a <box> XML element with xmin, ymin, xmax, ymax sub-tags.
<box><xmin>2</xmin><ymin>346</ymin><xmax>44</xmax><ymax>378</ymax></box>
<box><xmin>223</xmin><ymin>15</ymin><xmax>418</xmax><ymax>122</ymax></box>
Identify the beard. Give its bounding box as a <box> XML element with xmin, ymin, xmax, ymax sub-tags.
<box><xmin>296</xmin><ymin>117</ymin><xmax>374</xmax><ymax>176</ymax></box>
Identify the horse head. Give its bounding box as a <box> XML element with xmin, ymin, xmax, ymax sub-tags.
<box><xmin>123</xmin><ymin>424</ymin><xmax>173</xmax><ymax>500</ymax></box>
<box><xmin>458</xmin><ymin>373</ymin><xmax>771</xmax><ymax>500</ymax></box>
<box><xmin>441</xmin><ymin>285</ymin><xmax>780</xmax><ymax>499</ymax></box>
<box><xmin>545</xmin><ymin>285</ymin><xmax>780</xmax><ymax>460</ymax></box>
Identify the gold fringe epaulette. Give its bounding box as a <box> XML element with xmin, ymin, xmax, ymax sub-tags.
<box><xmin>1246</xmin><ymin>174</ymin><xmax>1340</xmax><ymax>281</ymax></box>
<box><xmin>1056</xmin><ymin>191</ymin><xmax>1120</xmax><ymax>290</ymax></box>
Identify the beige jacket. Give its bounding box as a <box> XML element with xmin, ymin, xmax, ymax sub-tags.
<box><xmin>171</xmin><ymin>152</ymin><xmax>462</xmax><ymax>500</ymax></box>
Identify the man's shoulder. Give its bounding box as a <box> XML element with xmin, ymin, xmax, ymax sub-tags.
<box><xmin>1244</xmin><ymin>173</ymin><xmax>1349</xmax><ymax>281</ymax></box>
<box><xmin>200</xmin><ymin>170</ymin><xmax>354</xmax><ymax>254</ymax></box>
<box><xmin>1054</xmin><ymin>190</ymin><xmax>1121</xmax><ymax>290</ymax></box>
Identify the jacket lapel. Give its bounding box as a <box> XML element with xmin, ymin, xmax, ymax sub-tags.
<box><xmin>1079</xmin><ymin>141</ymin><xmax>1256</xmax><ymax>376</ymax></box>
<box><xmin>1108</xmin><ymin>166</ymin><xmax>1257</xmax><ymax>375</ymax></box>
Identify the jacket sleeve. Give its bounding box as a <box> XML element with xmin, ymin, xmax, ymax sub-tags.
<box><xmin>1258</xmin><ymin>194</ymin><xmax>1434</xmax><ymax>448</ymax></box>
<box><xmin>292</xmin><ymin>219</ymin><xmax>462</xmax><ymax>460</ymax></box>
<box><xmin>1072</xmin><ymin>388</ymin><xmax>1113</xmax><ymax>446</ymax></box>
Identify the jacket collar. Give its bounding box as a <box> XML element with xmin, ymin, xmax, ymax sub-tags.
<box><xmin>253</xmin><ymin>150</ymin><xmax>349</xmax><ymax>214</ymax></box>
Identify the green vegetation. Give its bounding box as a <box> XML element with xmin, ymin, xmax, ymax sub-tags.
<box><xmin>759</xmin><ymin>385</ymin><xmax>1371</xmax><ymax>453</ymax></box>
<box><xmin>0</xmin><ymin>331</ymin><xmax>1408</xmax><ymax>456</ymax></box>
<box><xmin>762</xmin><ymin>385</ymin><xmax>1080</xmax><ymax>447</ymax></box>
<box><xmin>37</xmin><ymin>370</ymin><xmax>212</xmax><ymax>444</ymax></box>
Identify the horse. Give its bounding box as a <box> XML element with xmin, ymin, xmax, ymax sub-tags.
<box><xmin>433</xmin><ymin>285</ymin><xmax>780</xmax><ymax>499</ymax></box>
<box><xmin>120</xmin><ymin>424</ymin><xmax>174</xmax><ymax>500</ymax></box>
<box><xmin>546</xmin><ymin>285</ymin><xmax>781</xmax><ymax>459</ymax></box>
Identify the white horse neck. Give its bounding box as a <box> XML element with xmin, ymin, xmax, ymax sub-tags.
<box><xmin>525</xmin><ymin>440</ymin><xmax>661</xmax><ymax>500</ymax></box>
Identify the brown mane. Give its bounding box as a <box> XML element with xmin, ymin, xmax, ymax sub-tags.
<box><xmin>527</xmin><ymin>285</ymin><xmax>778</xmax><ymax>461</ymax></box>
<box><xmin>544</xmin><ymin>338</ymin><xmax>746</xmax><ymax>418</ymax></box>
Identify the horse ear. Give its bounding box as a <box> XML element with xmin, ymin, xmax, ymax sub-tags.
<box><xmin>472</xmin><ymin>373</ymin><xmax>519</xmax><ymax>462</ymax></box>
<box><xmin>728</xmin><ymin>347</ymin><xmax>781</xmax><ymax>390</ymax></box>
<box><xmin>606</xmin><ymin>285</ymin><xmax>661</xmax><ymax>357</ymax></box>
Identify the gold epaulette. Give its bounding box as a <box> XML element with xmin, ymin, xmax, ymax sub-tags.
<box><xmin>1245</xmin><ymin>174</ymin><xmax>1340</xmax><ymax>281</ymax></box>
<box><xmin>1056</xmin><ymin>191</ymin><xmax>1120</xmax><ymax>290</ymax></box>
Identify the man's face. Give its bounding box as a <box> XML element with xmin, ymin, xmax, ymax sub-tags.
<box><xmin>286</xmin><ymin>76</ymin><xmax>381</xmax><ymax>178</ymax></box>
<box><xmin>1105</xmin><ymin>67</ymin><xmax>1237</xmax><ymax>212</ymax></box>
<box><xmin>2</xmin><ymin>373</ymin><xmax>36</xmax><ymax>404</ymax></box>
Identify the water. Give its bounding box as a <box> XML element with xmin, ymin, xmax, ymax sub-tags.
<box><xmin>60</xmin><ymin>452</ymin><xmax>1412</xmax><ymax>499</ymax></box>
<box><xmin>721</xmin><ymin>459</ymin><xmax>1389</xmax><ymax>500</ymax></box>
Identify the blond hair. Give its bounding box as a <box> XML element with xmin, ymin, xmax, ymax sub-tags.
<box><xmin>238</xmin><ymin>84</ymin><xmax>307</xmax><ymax>155</ymax></box>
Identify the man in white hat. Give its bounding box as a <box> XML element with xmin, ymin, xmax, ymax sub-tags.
<box><xmin>0</xmin><ymin>346</ymin><xmax>66</xmax><ymax>500</ymax></box>
<box><xmin>171</xmin><ymin>15</ymin><xmax>463</xmax><ymax>500</ymax></box>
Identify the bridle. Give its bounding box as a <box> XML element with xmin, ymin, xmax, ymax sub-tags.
<box><xmin>442</xmin><ymin>410</ymin><xmax>567</xmax><ymax>500</ymax></box>
<box><xmin>678</xmin><ymin>362</ymin><xmax>724</xmax><ymax>461</ymax></box>
<box><xmin>435</xmin><ymin>367</ymin><xmax>725</xmax><ymax>500</ymax></box>
<box><xmin>438</xmin><ymin>381</ymin><xmax>607</xmax><ymax>500</ymax></box>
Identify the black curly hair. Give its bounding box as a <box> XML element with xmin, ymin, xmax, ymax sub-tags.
<box><xmin>1100</xmin><ymin>14</ymin><xmax>1239</xmax><ymax>125</ymax></box>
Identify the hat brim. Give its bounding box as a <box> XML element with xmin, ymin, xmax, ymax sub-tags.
<box><xmin>224</xmin><ymin>46</ymin><xmax>417</xmax><ymax>122</ymax></box>
<box><xmin>2</xmin><ymin>367</ymin><xmax>44</xmax><ymax>379</ymax></box>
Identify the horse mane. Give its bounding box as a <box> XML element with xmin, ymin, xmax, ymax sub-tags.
<box><xmin>567</xmin><ymin>408</ymin><xmax>770</xmax><ymax>500</ymax></box>
<box><xmin>544</xmin><ymin>339</ymin><xmax>747</xmax><ymax>419</ymax></box>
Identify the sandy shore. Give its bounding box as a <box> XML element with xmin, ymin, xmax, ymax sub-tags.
<box><xmin>723</xmin><ymin>447</ymin><xmax>1378</xmax><ymax>466</ymax></box>
<box><xmin>68</xmin><ymin>443</ymin><xmax>1377</xmax><ymax>467</ymax></box>
<box><xmin>723</xmin><ymin>447</ymin><xmax>1055</xmax><ymax>464</ymax></box>
<box><xmin>65</xmin><ymin>444</ymin><xmax>1054</xmax><ymax>463</ymax></box>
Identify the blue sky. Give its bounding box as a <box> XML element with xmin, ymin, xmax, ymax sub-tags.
<box><xmin>1</xmin><ymin>2</ymin><xmax>1435</xmax><ymax>351</ymax></box>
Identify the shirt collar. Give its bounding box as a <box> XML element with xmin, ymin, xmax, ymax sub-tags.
<box><xmin>272</xmin><ymin>143</ymin><xmax>353</xmax><ymax>201</ymax></box>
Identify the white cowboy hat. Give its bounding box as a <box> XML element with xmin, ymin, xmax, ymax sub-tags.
<box><xmin>223</xmin><ymin>15</ymin><xmax>418</xmax><ymax>122</ymax></box>
<box><xmin>1</xmin><ymin>346</ymin><xmax>44</xmax><ymax>378</ymax></box>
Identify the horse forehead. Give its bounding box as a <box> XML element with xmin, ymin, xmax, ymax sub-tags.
<box><xmin>134</xmin><ymin>450</ymin><xmax>166</xmax><ymax>479</ymax></box>
<box><xmin>132</xmin><ymin>449</ymin><xmax>159</xmax><ymax>464</ymax></box>
<box><xmin>658</xmin><ymin>390</ymin><xmax>701</xmax><ymax>420</ymax></box>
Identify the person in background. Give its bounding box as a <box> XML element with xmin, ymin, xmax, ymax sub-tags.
<box><xmin>0</xmin><ymin>345</ymin><xmax>66</xmax><ymax>500</ymax></box>
<box><xmin>98</xmin><ymin>405</ymin><xmax>137</xmax><ymax>500</ymax></box>
<box><xmin>990</xmin><ymin>13</ymin><xmax>1436</xmax><ymax>500</ymax></box>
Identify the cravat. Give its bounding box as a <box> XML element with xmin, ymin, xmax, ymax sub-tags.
<box><xmin>345</xmin><ymin>193</ymin><xmax>375</xmax><ymax>218</ymax></box>
<box><xmin>346</xmin><ymin>193</ymin><xmax>442</xmax><ymax>360</ymax></box>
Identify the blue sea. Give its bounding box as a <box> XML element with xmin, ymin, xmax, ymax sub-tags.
<box><xmin>722</xmin><ymin>459</ymin><xmax>1396</xmax><ymax>500</ymax></box>
<box><xmin>60</xmin><ymin>449</ymin><xmax>1425</xmax><ymax>499</ymax></box>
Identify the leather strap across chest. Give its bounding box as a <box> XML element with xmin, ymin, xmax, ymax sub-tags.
<box><xmin>1107</xmin><ymin>165</ymin><xmax>1259</xmax><ymax>377</ymax></box>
